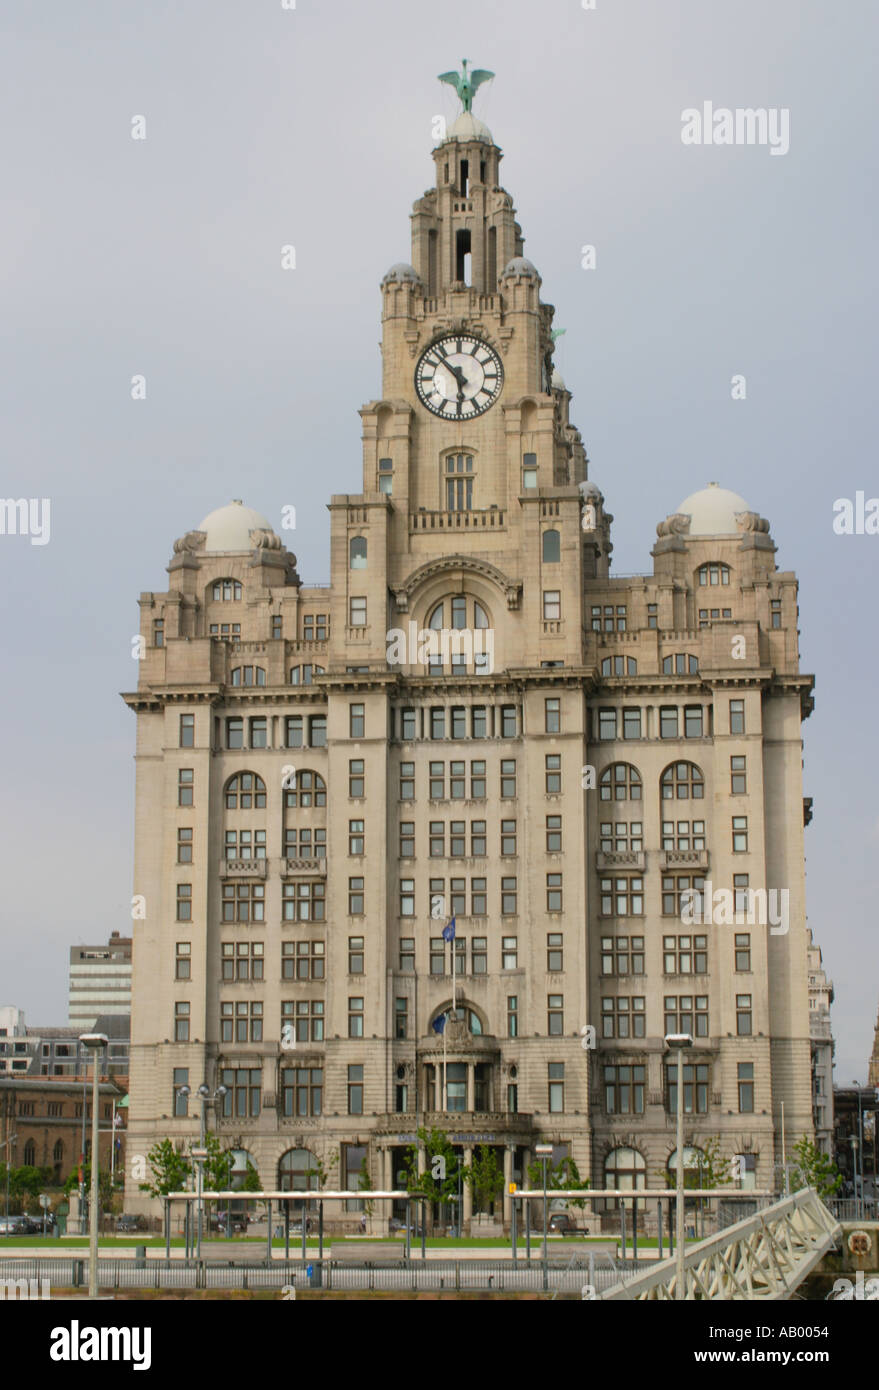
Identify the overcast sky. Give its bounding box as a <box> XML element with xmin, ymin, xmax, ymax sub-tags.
<box><xmin>1</xmin><ymin>0</ymin><xmax>876</xmax><ymax>1088</ymax></box>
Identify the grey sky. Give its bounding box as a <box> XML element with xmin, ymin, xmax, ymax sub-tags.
<box><xmin>1</xmin><ymin>0</ymin><xmax>876</xmax><ymax>1086</ymax></box>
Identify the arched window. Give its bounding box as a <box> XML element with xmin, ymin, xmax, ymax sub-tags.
<box><xmin>660</xmin><ymin>761</ymin><xmax>704</xmax><ymax>801</ymax></box>
<box><xmin>231</xmin><ymin>666</ymin><xmax>266</xmax><ymax>687</ymax></box>
<box><xmin>289</xmin><ymin>665</ymin><xmax>325</xmax><ymax>685</ymax></box>
<box><xmin>284</xmin><ymin>770</ymin><xmax>326</xmax><ymax>809</ymax></box>
<box><xmin>278</xmin><ymin>1148</ymin><xmax>320</xmax><ymax>1204</ymax></box>
<box><xmin>349</xmin><ymin>537</ymin><xmax>367</xmax><ymax>569</ymax></box>
<box><xmin>228</xmin><ymin>1148</ymin><xmax>256</xmax><ymax>1191</ymax></box>
<box><xmin>444</xmin><ymin>452</ymin><xmax>475</xmax><ymax>511</ymax></box>
<box><xmin>424</xmin><ymin>596</ymin><xmax>491</xmax><ymax>674</ymax></box>
<box><xmin>430</xmin><ymin>1005</ymin><xmax>484</xmax><ymax>1036</ymax></box>
<box><xmin>213</xmin><ymin>579</ymin><xmax>242</xmax><ymax>601</ymax></box>
<box><xmin>662</xmin><ymin>653</ymin><xmax>699</xmax><ymax>675</ymax></box>
<box><xmin>666</xmin><ymin>1146</ymin><xmax>706</xmax><ymax>1188</ymax></box>
<box><xmin>23</xmin><ymin>1140</ymin><xmax>36</xmax><ymax>1166</ymax></box>
<box><xmin>225</xmin><ymin>772</ymin><xmax>267</xmax><ymax>810</ymax></box>
<box><xmin>53</xmin><ymin>1140</ymin><xmax>64</xmax><ymax>1163</ymax></box>
<box><xmin>604</xmin><ymin>1147</ymin><xmax>647</xmax><ymax>1194</ymax></box>
<box><xmin>542</xmin><ymin>529</ymin><xmax>560</xmax><ymax>563</ymax></box>
<box><xmin>697</xmin><ymin>563</ymin><xmax>730</xmax><ymax>587</ymax></box>
<box><xmin>599</xmin><ymin>763</ymin><xmax>642</xmax><ymax>802</ymax></box>
<box><xmin>601</xmin><ymin>656</ymin><xmax>638</xmax><ymax>677</ymax></box>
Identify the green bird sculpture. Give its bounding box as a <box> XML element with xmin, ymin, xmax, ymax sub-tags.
<box><xmin>437</xmin><ymin>59</ymin><xmax>495</xmax><ymax>114</ymax></box>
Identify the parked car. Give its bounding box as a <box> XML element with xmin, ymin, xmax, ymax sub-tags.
<box><xmin>0</xmin><ymin>1215</ymin><xmax>29</xmax><ymax>1236</ymax></box>
<box><xmin>116</xmin><ymin>1214</ymin><xmax>142</xmax><ymax>1233</ymax></box>
<box><xmin>548</xmin><ymin>1212</ymin><xmax>578</xmax><ymax>1234</ymax></box>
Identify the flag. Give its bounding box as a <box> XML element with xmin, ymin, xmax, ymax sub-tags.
<box><xmin>442</xmin><ymin>917</ymin><xmax>456</xmax><ymax>942</ymax></box>
<box><xmin>432</xmin><ymin>1015</ymin><xmax>446</xmax><ymax>1034</ymax></box>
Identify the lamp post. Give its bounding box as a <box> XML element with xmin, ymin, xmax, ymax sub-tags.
<box><xmin>665</xmin><ymin>1032</ymin><xmax>694</xmax><ymax>1302</ymax></box>
<box><xmin>852</xmin><ymin>1081</ymin><xmax>864</xmax><ymax>1217</ymax></box>
<box><xmin>535</xmin><ymin>1142</ymin><xmax>553</xmax><ymax>1280</ymax></box>
<box><xmin>850</xmin><ymin>1135</ymin><xmax>860</xmax><ymax>1216</ymax></box>
<box><xmin>80</xmin><ymin>1033</ymin><xmax>108</xmax><ymax>1300</ymax></box>
<box><xmin>175</xmin><ymin>1082</ymin><xmax>227</xmax><ymax>1251</ymax></box>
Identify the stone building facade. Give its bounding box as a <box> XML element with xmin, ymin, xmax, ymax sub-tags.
<box><xmin>122</xmin><ymin>97</ymin><xmax>817</xmax><ymax>1225</ymax></box>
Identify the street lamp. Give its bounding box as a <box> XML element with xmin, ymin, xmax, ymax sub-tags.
<box><xmin>175</xmin><ymin>1081</ymin><xmax>228</xmax><ymax>1255</ymax></box>
<box><xmin>665</xmin><ymin>1032</ymin><xmax>694</xmax><ymax>1302</ymax></box>
<box><xmin>80</xmin><ymin>1033</ymin><xmax>108</xmax><ymax>1301</ymax></box>
<box><xmin>852</xmin><ymin>1081</ymin><xmax>864</xmax><ymax>1216</ymax></box>
<box><xmin>535</xmin><ymin>1143</ymin><xmax>553</xmax><ymax>1272</ymax></box>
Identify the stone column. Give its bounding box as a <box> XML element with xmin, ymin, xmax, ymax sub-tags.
<box><xmin>466</xmin><ymin>1062</ymin><xmax>475</xmax><ymax>1113</ymax></box>
<box><xmin>462</xmin><ymin>1145</ymin><xmax>473</xmax><ymax>1228</ymax></box>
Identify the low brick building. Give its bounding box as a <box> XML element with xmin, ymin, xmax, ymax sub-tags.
<box><xmin>0</xmin><ymin>1077</ymin><xmax>125</xmax><ymax>1184</ymax></box>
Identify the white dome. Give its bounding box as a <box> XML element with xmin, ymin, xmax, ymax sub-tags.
<box><xmin>676</xmin><ymin>483</ymin><xmax>751</xmax><ymax>535</ymax></box>
<box><xmin>551</xmin><ymin>367</ymin><xmax>567</xmax><ymax>390</ymax></box>
<box><xmin>447</xmin><ymin>111</ymin><xmax>493</xmax><ymax>144</ymax></box>
<box><xmin>198</xmin><ymin>499</ymin><xmax>273</xmax><ymax>552</ymax></box>
<box><xmin>579</xmin><ymin>480</ymin><xmax>601</xmax><ymax>500</ymax></box>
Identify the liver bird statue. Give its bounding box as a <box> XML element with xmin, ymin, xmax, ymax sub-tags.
<box><xmin>437</xmin><ymin>59</ymin><xmax>494</xmax><ymax>114</ymax></box>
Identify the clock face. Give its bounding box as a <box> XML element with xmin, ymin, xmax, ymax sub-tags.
<box><xmin>415</xmin><ymin>335</ymin><xmax>504</xmax><ymax>419</ymax></box>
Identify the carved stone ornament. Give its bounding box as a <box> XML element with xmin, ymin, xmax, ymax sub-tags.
<box><xmin>735</xmin><ymin>511</ymin><xmax>770</xmax><ymax>534</ymax></box>
<box><xmin>656</xmin><ymin>512</ymin><xmax>692</xmax><ymax>538</ymax></box>
<box><xmin>251</xmin><ymin>528</ymin><xmax>282</xmax><ymax>550</ymax></box>
<box><xmin>172</xmin><ymin>530</ymin><xmax>206</xmax><ymax>554</ymax></box>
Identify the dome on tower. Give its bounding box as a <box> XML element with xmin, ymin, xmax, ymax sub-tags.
<box><xmin>579</xmin><ymin>480</ymin><xmax>602</xmax><ymax>501</ymax></box>
<box><xmin>446</xmin><ymin>111</ymin><xmax>493</xmax><ymax>144</ymax></box>
<box><xmin>675</xmin><ymin>482</ymin><xmax>751</xmax><ymax>535</ymax></box>
<box><xmin>501</xmin><ymin>256</ymin><xmax>540</xmax><ymax>281</ymax></box>
<box><xmin>551</xmin><ymin>366</ymin><xmax>567</xmax><ymax>391</ymax></box>
<box><xmin>198</xmin><ymin>500</ymin><xmax>274</xmax><ymax>552</ymax></box>
<box><xmin>381</xmin><ymin>262</ymin><xmax>422</xmax><ymax>287</ymax></box>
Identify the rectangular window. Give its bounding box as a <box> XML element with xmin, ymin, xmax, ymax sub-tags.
<box><xmin>684</xmin><ymin>706</ymin><xmax>703</xmax><ymax>739</ymax></box>
<box><xmin>523</xmin><ymin>453</ymin><xmax>537</xmax><ymax>488</ymax></box>
<box><xmin>280</xmin><ymin>1067</ymin><xmax>320</xmax><ymax>1118</ymax></box>
<box><xmin>178</xmin><ymin>768</ymin><xmax>194</xmax><ymax>806</ymax></box>
<box><xmin>348</xmin><ymin>1064</ymin><xmax>364</xmax><ymax>1115</ymax></box>
<box><xmin>281</xmin><ymin>881</ymin><xmax>323</xmax><ymax>922</ymax></box>
<box><xmin>272</xmin><ymin>615</ymin><xmax>282</xmax><ymax>640</ymax></box>
<box><xmin>647</xmin><ymin>603</ymin><xmax>658</xmax><ymax>630</ymax></box>
<box><xmin>174</xmin><ymin>1001</ymin><xmax>190</xmax><ymax>1042</ymax></box>
<box><xmin>470</xmin><ymin>820</ymin><xmax>486</xmax><ymax>856</ymax></box>
<box><xmin>660</xmin><ymin>707</ymin><xmax>679</xmax><ymax>739</ymax></box>
<box><xmin>735</xmin><ymin>933</ymin><xmax>751</xmax><ymax>972</ymax></box>
<box><xmin>548</xmin><ymin>1062</ymin><xmax>565</xmax><ymax>1113</ymax></box>
<box><xmin>285</xmin><ymin>715</ymin><xmax>303</xmax><ymax>748</ymax></box>
<box><xmin>730</xmin><ymin>699</ymin><xmax>745</xmax><ymax>735</ymax></box>
<box><xmin>398</xmin><ymin>821</ymin><xmax>415</xmax><ymax>859</ymax></box>
<box><xmin>173</xmin><ymin>1068</ymin><xmax>189</xmax><ymax>1116</ymax></box>
<box><xmin>400</xmin><ymin>879</ymin><xmax>415</xmax><ymax>916</ymax></box>
<box><xmin>738</xmin><ymin>1062</ymin><xmax>754</xmax><ymax>1112</ymax></box>
<box><xmin>622</xmin><ymin>708</ymin><xmax>642</xmax><ymax>740</ymax></box>
<box><xmin>470</xmin><ymin>759</ymin><xmax>486</xmax><ymax>798</ymax></box>
<box><xmin>349</xmin><ymin>758</ymin><xmax>365</xmax><ymax>798</ymax></box>
<box><xmin>661</xmin><ymin>874</ymin><xmax>704</xmax><ymax>917</ymax></box>
<box><xmin>731</xmin><ymin>755</ymin><xmax>747</xmax><ymax>794</ymax></box>
<box><xmin>430</xmin><ymin>708</ymin><xmax>446</xmax><ymax>740</ymax></box>
<box><xmin>221</xmin><ymin>941</ymin><xmax>264</xmax><ymax>982</ymax></box>
<box><xmin>600</xmin><ymin>820</ymin><xmax>643</xmax><ymax>853</ymax></box>
<box><xmin>544</xmin><ymin>814</ymin><xmax>562</xmax><ymax>853</ymax></box>
<box><xmin>348</xmin><ymin>876</ymin><xmax>364</xmax><ymax>915</ymax></box>
<box><xmin>176</xmin><ymin>883</ymin><xmax>192</xmax><ymax>921</ymax></box>
<box><xmin>307</xmin><ymin>715</ymin><xmax>325</xmax><ymax>747</ymax></box>
<box><xmin>394</xmin><ymin>997</ymin><xmax>408</xmax><ymax>1039</ymax></box>
<box><xmin>450</xmin><ymin>877</ymin><xmax>466</xmax><ymax>915</ymax></box>
<box><xmin>545</xmin><ymin>754</ymin><xmax>561</xmax><ymax>794</ymax></box>
<box><xmin>428</xmin><ymin>762</ymin><xmax>444</xmax><ymax>799</ymax></box>
<box><xmin>281</xmin><ymin>941</ymin><xmax>324</xmax><ymax>981</ymax></box>
<box><xmin>502</xmin><ymin>936</ymin><xmax>518</xmax><ymax>969</ymax></box>
<box><xmin>664</xmin><ymin>994</ymin><xmax>709</xmax><ymax>1038</ymax></box>
<box><xmin>226</xmin><ymin>717</ymin><xmax>244</xmax><ymax>749</ymax></box>
<box><xmin>666</xmin><ymin>1061</ymin><xmax>710</xmax><ymax>1115</ymax></box>
<box><xmin>732</xmin><ymin>816</ymin><xmax>748</xmax><ymax>852</ymax></box>
<box><xmin>736</xmin><ymin>994</ymin><xmax>752</xmax><ymax>1036</ymax></box>
<box><xmin>450</xmin><ymin>761</ymin><xmax>466</xmax><ymax>798</ymax></box>
<box><xmin>547</xmin><ymin>932</ymin><xmax>563</xmax><ymax>972</ymax></box>
<box><xmin>547</xmin><ymin>994</ymin><xmax>564</xmax><ymax>1035</ymax></box>
<box><xmin>175</xmin><ymin>942</ymin><xmax>191</xmax><ymax>980</ymax></box>
<box><xmin>347</xmin><ymin>819</ymin><xmax>365</xmax><ymax>856</ymax></box>
<box><xmin>598</xmin><ymin>708</ymin><xmax>617</xmax><ymax>741</ymax></box>
<box><xmin>599</xmin><ymin>876</ymin><xmax>644</xmax><ymax>916</ymax></box>
<box><xmin>604</xmin><ymin>1064</ymin><xmax>646</xmax><ymax>1115</ymax></box>
<box><xmin>430</xmin><ymin>937</ymin><xmax>445</xmax><ymax>975</ymax></box>
<box><xmin>471</xmin><ymin>706</ymin><xmax>487</xmax><ymax>739</ymax></box>
<box><xmin>348</xmin><ymin>997</ymin><xmax>364</xmax><ymax>1037</ymax></box>
<box><xmin>600</xmin><ymin>935</ymin><xmax>645</xmax><ymax>976</ymax></box>
<box><xmin>177</xmin><ymin>827</ymin><xmax>192</xmax><ymax>864</ymax></box>
<box><xmin>507</xmin><ymin>995</ymin><xmax>518</xmax><ymax>1037</ymax></box>
<box><xmin>501</xmin><ymin>876</ymin><xmax>518</xmax><ymax>915</ymax></box>
<box><xmin>400</xmin><ymin>708</ymin><xmax>416</xmax><ymax>740</ymax></box>
<box><xmin>770</xmin><ymin>598</ymin><xmax>782</xmax><ymax>629</ymax></box>
<box><xmin>472</xmin><ymin>937</ymin><xmax>487</xmax><ymax>973</ymax></box>
<box><xmin>399</xmin><ymin>938</ymin><xmax>415</xmax><ymax>972</ymax></box>
<box><xmin>601</xmin><ymin>996</ymin><xmax>646</xmax><ymax>1038</ymax></box>
<box><xmin>733</xmin><ymin>873</ymin><xmax>750</xmax><ymax>914</ymax></box>
<box><xmin>545</xmin><ymin>697</ymin><xmax>560</xmax><ymax>733</ymax></box>
<box><xmin>429</xmin><ymin>821</ymin><xmax>445</xmax><ymax>857</ymax></box>
<box><xmin>471</xmin><ymin>878</ymin><xmax>487</xmax><ymax>916</ymax></box>
<box><xmin>500</xmin><ymin>759</ymin><xmax>517</xmax><ymax>798</ymax></box>
<box><xmin>350</xmin><ymin>703</ymin><xmax>365</xmax><ymax>738</ymax></box>
<box><xmin>451</xmin><ymin>706</ymin><xmax>467</xmax><ymax>740</ymax></box>
<box><xmin>662</xmin><ymin>934</ymin><xmax>708</xmax><ymax>974</ymax></box>
<box><xmin>179</xmin><ymin>714</ymin><xmax>194</xmax><ymax>748</ymax></box>
<box><xmin>500</xmin><ymin>706</ymin><xmax>518</xmax><ymax>738</ymax></box>
<box><xmin>546</xmin><ymin>873</ymin><xmax>563</xmax><ymax>913</ymax></box>
<box><xmin>154</xmin><ymin>618</ymin><xmax>165</xmax><ymax>646</ymax></box>
<box><xmin>543</xmin><ymin>591</ymin><xmax>561</xmax><ymax>620</ymax></box>
<box><xmin>660</xmin><ymin>820</ymin><xmax>704</xmax><ymax>852</ymax></box>
<box><xmin>350</xmin><ymin>596</ymin><xmax>367</xmax><ymax>626</ymax></box>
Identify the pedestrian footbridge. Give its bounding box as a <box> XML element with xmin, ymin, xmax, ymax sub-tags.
<box><xmin>601</xmin><ymin>1188</ymin><xmax>841</xmax><ymax>1300</ymax></box>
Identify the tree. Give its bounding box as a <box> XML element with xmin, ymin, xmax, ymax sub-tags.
<box><xmin>10</xmin><ymin>1165</ymin><xmax>54</xmax><ymax>1202</ymax></box>
<box><xmin>527</xmin><ymin>1152</ymin><xmax>590</xmax><ymax>1209</ymax></box>
<box><xmin>357</xmin><ymin>1154</ymin><xmax>375</xmax><ymax>1225</ymax></box>
<box><xmin>468</xmin><ymin>1145</ymin><xmax>504</xmax><ymax>1215</ymax></box>
<box><xmin>304</xmin><ymin>1149</ymin><xmax>339</xmax><ymax>1189</ymax></box>
<box><xmin>788</xmin><ymin>1136</ymin><xmax>843</xmax><ymax>1199</ymax></box>
<box><xmin>241</xmin><ymin>1160</ymin><xmax>261</xmax><ymax>1193</ymax></box>
<box><xmin>138</xmin><ymin>1139</ymin><xmax>191</xmax><ymax>1200</ymax></box>
<box><xmin>402</xmin><ymin>1128</ymin><xmax>464</xmax><ymax>1232</ymax></box>
<box><xmin>201</xmin><ymin>1132</ymin><xmax>234</xmax><ymax>1191</ymax></box>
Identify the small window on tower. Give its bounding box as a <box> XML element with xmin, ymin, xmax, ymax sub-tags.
<box><xmin>349</xmin><ymin>537</ymin><xmax>367</xmax><ymax>569</ymax></box>
<box><xmin>378</xmin><ymin>458</ymin><xmax>393</xmax><ymax>495</ymax></box>
<box><xmin>523</xmin><ymin>453</ymin><xmax>537</xmax><ymax>489</ymax></box>
<box><xmin>460</xmin><ymin>159</ymin><xmax>469</xmax><ymax>196</ymax></box>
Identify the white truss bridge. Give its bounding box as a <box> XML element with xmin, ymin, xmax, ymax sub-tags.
<box><xmin>601</xmin><ymin>1188</ymin><xmax>841</xmax><ymax>1300</ymax></box>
